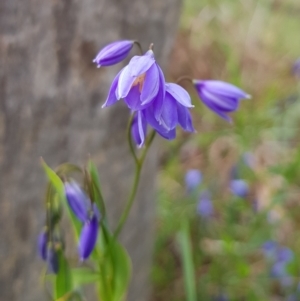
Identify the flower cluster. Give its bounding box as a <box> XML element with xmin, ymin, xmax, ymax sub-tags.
<box><xmin>94</xmin><ymin>40</ymin><xmax>250</xmax><ymax>146</ymax></box>
<box><xmin>65</xmin><ymin>182</ymin><xmax>100</xmax><ymax>261</ymax></box>
<box><xmin>262</xmin><ymin>241</ymin><xmax>294</xmax><ymax>288</ymax></box>
<box><xmin>184</xmin><ymin>169</ymin><xmax>214</xmax><ymax>219</ymax></box>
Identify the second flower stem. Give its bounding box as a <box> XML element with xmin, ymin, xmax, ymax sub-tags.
<box><xmin>113</xmin><ymin>122</ymin><xmax>156</xmax><ymax>239</ymax></box>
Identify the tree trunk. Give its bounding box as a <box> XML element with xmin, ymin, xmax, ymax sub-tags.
<box><xmin>0</xmin><ymin>0</ymin><xmax>181</xmax><ymax>300</ymax></box>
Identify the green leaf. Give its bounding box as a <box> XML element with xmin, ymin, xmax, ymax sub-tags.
<box><xmin>55</xmin><ymin>249</ymin><xmax>73</xmax><ymax>299</ymax></box>
<box><xmin>110</xmin><ymin>241</ymin><xmax>132</xmax><ymax>301</ymax></box>
<box><xmin>72</xmin><ymin>268</ymin><xmax>99</xmax><ymax>287</ymax></box>
<box><xmin>177</xmin><ymin>220</ymin><xmax>197</xmax><ymax>301</ymax></box>
<box><xmin>87</xmin><ymin>160</ymin><xmax>106</xmax><ymax>218</ymax></box>
<box><xmin>41</xmin><ymin>159</ymin><xmax>81</xmax><ymax>239</ymax></box>
<box><xmin>97</xmin><ymin>225</ymin><xmax>132</xmax><ymax>301</ymax></box>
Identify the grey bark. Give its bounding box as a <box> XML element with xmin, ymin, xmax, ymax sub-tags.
<box><xmin>0</xmin><ymin>0</ymin><xmax>181</xmax><ymax>300</ymax></box>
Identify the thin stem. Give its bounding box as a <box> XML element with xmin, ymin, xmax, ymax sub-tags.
<box><xmin>126</xmin><ymin>113</ymin><xmax>139</xmax><ymax>165</ymax></box>
<box><xmin>176</xmin><ymin>75</ymin><xmax>194</xmax><ymax>85</ymax></box>
<box><xmin>134</xmin><ymin>41</ymin><xmax>143</xmax><ymax>55</ymax></box>
<box><xmin>113</xmin><ymin>159</ymin><xmax>142</xmax><ymax>239</ymax></box>
<box><xmin>113</xmin><ymin>128</ymin><xmax>156</xmax><ymax>239</ymax></box>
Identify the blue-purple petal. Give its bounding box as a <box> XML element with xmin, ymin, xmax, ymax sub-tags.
<box><xmin>199</xmin><ymin>93</ymin><xmax>232</xmax><ymax>122</ymax></box>
<box><xmin>93</xmin><ymin>40</ymin><xmax>134</xmax><ymax>67</ymax></box>
<box><xmin>79</xmin><ymin>215</ymin><xmax>98</xmax><ymax>261</ymax></box>
<box><xmin>161</xmin><ymin>92</ymin><xmax>178</xmax><ymax>130</ymax></box>
<box><xmin>38</xmin><ymin>229</ymin><xmax>48</xmax><ymax>261</ymax></box>
<box><xmin>152</xmin><ymin>65</ymin><xmax>166</xmax><ymax>121</ymax></box>
<box><xmin>117</xmin><ymin>66</ymin><xmax>136</xmax><ymax>99</ymax></box>
<box><xmin>176</xmin><ymin>103</ymin><xmax>195</xmax><ymax>132</ymax></box>
<box><xmin>196</xmin><ymin>80</ymin><xmax>250</xmax><ymax>100</ymax></box>
<box><xmin>131</xmin><ymin>111</ymin><xmax>147</xmax><ymax>147</ymax></box>
<box><xmin>128</xmin><ymin>51</ymin><xmax>155</xmax><ymax>77</ymax></box>
<box><xmin>124</xmin><ymin>85</ymin><xmax>144</xmax><ymax>110</ymax></box>
<box><xmin>200</xmin><ymin>89</ymin><xmax>239</xmax><ymax>111</ymax></box>
<box><xmin>166</xmin><ymin>83</ymin><xmax>194</xmax><ymax>108</ymax></box>
<box><xmin>65</xmin><ymin>182</ymin><xmax>89</xmax><ymax>223</ymax></box>
<box><xmin>102</xmin><ymin>69</ymin><xmax>122</xmax><ymax>108</ymax></box>
<box><xmin>140</xmin><ymin>64</ymin><xmax>159</xmax><ymax>105</ymax></box>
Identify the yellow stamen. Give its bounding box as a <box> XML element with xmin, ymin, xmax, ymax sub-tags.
<box><xmin>132</xmin><ymin>73</ymin><xmax>146</xmax><ymax>92</ymax></box>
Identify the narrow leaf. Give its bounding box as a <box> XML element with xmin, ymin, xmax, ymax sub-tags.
<box><xmin>177</xmin><ymin>220</ymin><xmax>197</xmax><ymax>301</ymax></box>
<box><xmin>55</xmin><ymin>249</ymin><xmax>73</xmax><ymax>299</ymax></box>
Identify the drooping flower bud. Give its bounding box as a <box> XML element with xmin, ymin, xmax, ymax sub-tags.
<box><xmin>193</xmin><ymin>80</ymin><xmax>250</xmax><ymax>122</ymax></box>
<box><xmin>78</xmin><ymin>214</ymin><xmax>99</xmax><ymax>261</ymax></box>
<box><xmin>47</xmin><ymin>246</ymin><xmax>59</xmax><ymax>274</ymax></box>
<box><xmin>93</xmin><ymin>40</ymin><xmax>134</xmax><ymax>67</ymax></box>
<box><xmin>65</xmin><ymin>182</ymin><xmax>89</xmax><ymax>222</ymax></box>
<box><xmin>37</xmin><ymin>228</ymin><xmax>48</xmax><ymax>261</ymax></box>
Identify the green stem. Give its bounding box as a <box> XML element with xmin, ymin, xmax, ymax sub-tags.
<box><xmin>127</xmin><ymin>113</ymin><xmax>139</xmax><ymax>165</ymax></box>
<box><xmin>113</xmin><ymin>127</ymin><xmax>156</xmax><ymax>239</ymax></box>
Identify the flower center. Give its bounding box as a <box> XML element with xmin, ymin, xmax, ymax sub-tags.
<box><xmin>132</xmin><ymin>73</ymin><xmax>146</xmax><ymax>92</ymax></box>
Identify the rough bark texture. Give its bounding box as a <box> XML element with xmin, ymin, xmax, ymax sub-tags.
<box><xmin>0</xmin><ymin>0</ymin><xmax>181</xmax><ymax>300</ymax></box>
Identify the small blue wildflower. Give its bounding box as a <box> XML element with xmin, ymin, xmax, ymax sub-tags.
<box><xmin>93</xmin><ymin>40</ymin><xmax>134</xmax><ymax>67</ymax></box>
<box><xmin>230</xmin><ymin>179</ymin><xmax>249</xmax><ymax>198</ymax></box>
<box><xmin>277</xmin><ymin>247</ymin><xmax>294</xmax><ymax>263</ymax></box>
<box><xmin>37</xmin><ymin>228</ymin><xmax>48</xmax><ymax>261</ymax></box>
<box><xmin>102</xmin><ymin>49</ymin><xmax>165</xmax><ymax>121</ymax></box>
<box><xmin>185</xmin><ymin>169</ymin><xmax>202</xmax><ymax>192</ymax></box>
<box><xmin>197</xmin><ymin>191</ymin><xmax>214</xmax><ymax>218</ymax></box>
<box><xmin>130</xmin><ymin>83</ymin><xmax>195</xmax><ymax>146</ymax></box>
<box><xmin>292</xmin><ymin>58</ymin><xmax>300</xmax><ymax>78</ymax></box>
<box><xmin>242</xmin><ymin>152</ymin><xmax>255</xmax><ymax>168</ymax></box>
<box><xmin>65</xmin><ymin>182</ymin><xmax>90</xmax><ymax>222</ymax></box>
<box><xmin>193</xmin><ymin>80</ymin><xmax>250</xmax><ymax>122</ymax></box>
<box><xmin>262</xmin><ymin>240</ymin><xmax>278</xmax><ymax>260</ymax></box>
<box><xmin>79</xmin><ymin>214</ymin><xmax>99</xmax><ymax>261</ymax></box>
<box><xmin>160</xmin><ymin>83</ymin><xmax>194</xmax><ymax>132</ymax></box>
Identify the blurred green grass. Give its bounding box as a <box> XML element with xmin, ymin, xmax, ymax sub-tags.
<box><xmin>151</xmin><ymin>1</ymin><xmax>300</xmax><ymax>300</ymax></box>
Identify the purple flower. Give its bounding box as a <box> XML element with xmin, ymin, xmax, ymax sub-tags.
<box><xmin>292</xmin><ymin>58</ymin><xmax>300</xmax><ymax>78</ymax></box>
<box><xmin>262</xmin><ymin>240</ymin><xmax>278</xmax><ymax>259</ymax></box>
<box><xmin>93</xmin><ymin>40</ymin><xmax>134</xmax><ymax>67</ymax></box>
<box><xmin>193</xmin><ymin>80</ymin><xmax>250</xmax><ymax>122</ymax></box>
<box><xmin>230</xmin><ymin>179</ymin><xmax>249</xmax><ymax>198</ymax></box>
<box><xmin>102</xmin><ymin>50</ymin><xmax>165</xmax><ymax>120</ymax></box>
<box><xmin>78</xmin><ymin>214</ymin><xmax>99</xmax><ymax>261</ymax></box>
<box><xmin>185</xmin><ymin>169</ymin><xmax>202</xmax><ymax>192</ymax></box>
<box><xmin>277</xmin><ymin>247</ymin><xmax>294</xmax><ymax>263</ymax></box>
<box><xmin>197</xmin><ymin>191</ymin><xmax>214</xmax><ymax>218</ymax></box>
<box><xmin>131</xmin><ymin>111</ymin><xmax>148</xmax><ymax>147</ymax></box>
<box><xmin>47</xmin><ymin>247</ymin><xmax>59</xmax><ymax>274</ymax></box>
<box><xmin>38</xmin><ymin>228</ymin><xmax>48</xmax><ymax>261</ymax></box>
<box><xmin>130</xmin><ymin>83</ymin><xmax>195</xmax><ymax>146</ymax></box>
<box><xmin>65</xmin><ymin>182</ymin><xmax>90</xmax><ymax>223</ymax></box>
<box><xmin>160</xmin><ymin>83</ymin><xmax>194</xmax><ymax>132</ymax></box>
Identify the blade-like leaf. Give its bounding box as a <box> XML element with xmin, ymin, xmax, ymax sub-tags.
<box><xmin>87</xmin><ymin>160</ymin><xmax>106</xmax><ymax>218</ymax></box>
<box><xmin>177</xmin><ymin>220</ymin><xmax>197</xmax><ymax>301</ymax></box>
<box><xmin>55</xmin><ymin>249</ymin><xmax>73</xmax><ymax>299</ymax></box>
<box><xmin>111</xmin><ymin>241</ymin><xmax>132</xmax><ymax>301</ymax></box>
<box><xmin>41</xmin><ymin>159</ymin><xmax>81</xmax><ymax>239</ymax></box>
<box><xmin>72</xmin><ymin>268</ymin><xmax>99</xmax><ymax>287</ymax></box>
